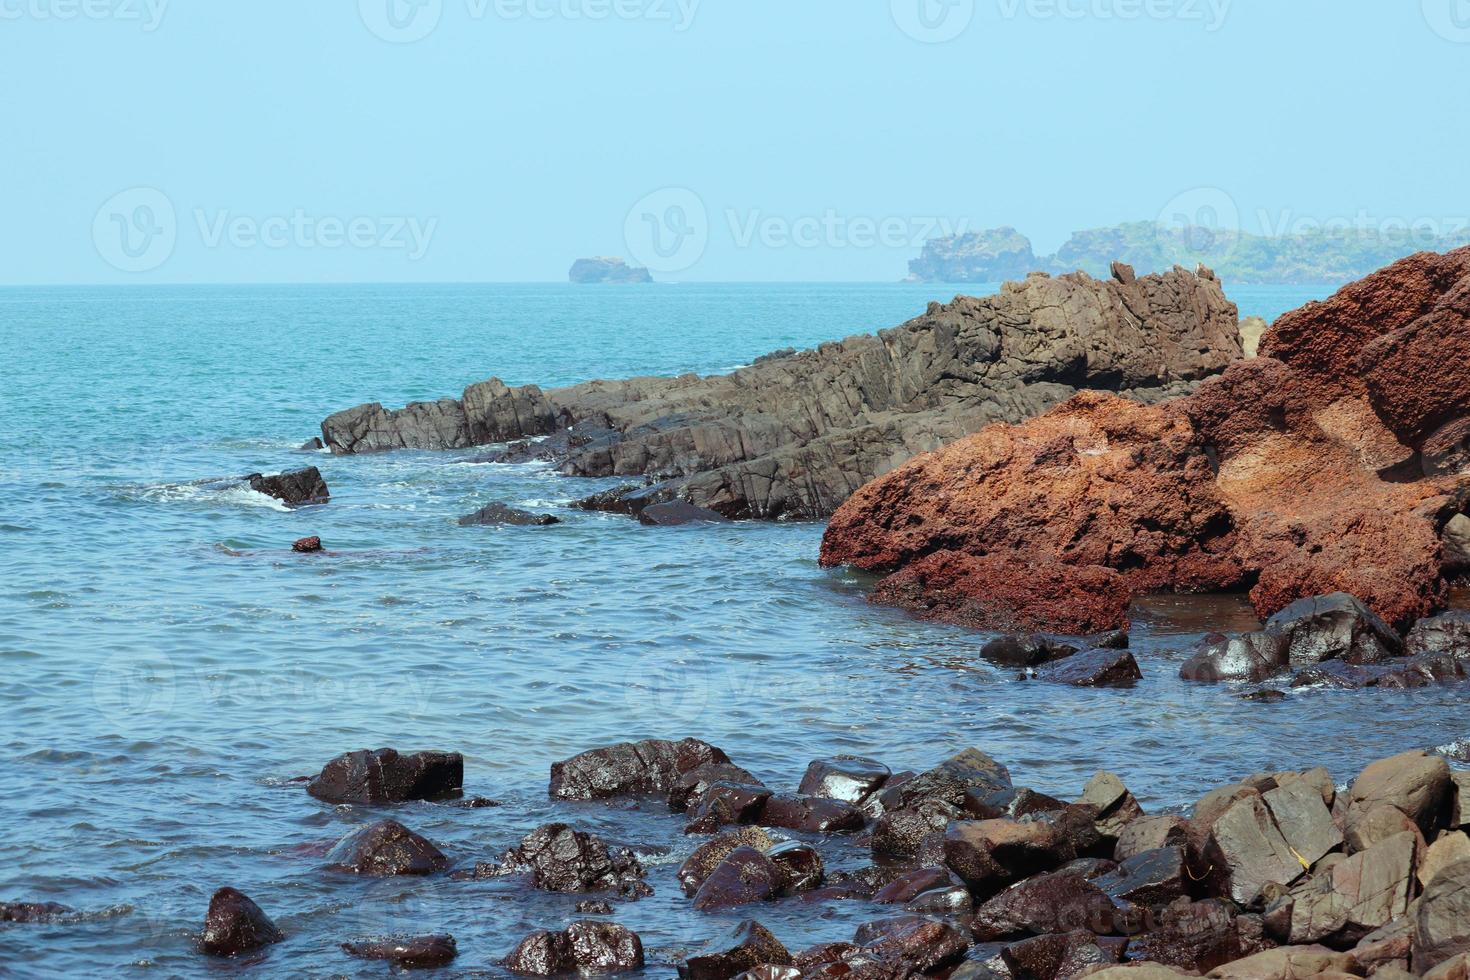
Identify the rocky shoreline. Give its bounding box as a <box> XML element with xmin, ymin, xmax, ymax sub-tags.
<box><xmin>9</xmin><ymin>736</ymin><xmax>1470</xmax><ymax>978</ymax></box>
<box><xmin>317</xmin><ymin>264</ymin><xmax>1245</xmax><ymax>520</ymax></box>
<box><xmin>823</xmin><ymin>249</ymin><xmax>1470</xmax><ymax>634</ymax></box>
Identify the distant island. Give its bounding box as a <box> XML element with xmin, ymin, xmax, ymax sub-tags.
<box><xmin>569</xmin><ymin>257</ymin><xmax>654</xmax><ymax>284</ymax></box>
<box><xmin>907</xmin><ymin>222</ymin><xmax>1470</xmax><ymax>285</ymax></box>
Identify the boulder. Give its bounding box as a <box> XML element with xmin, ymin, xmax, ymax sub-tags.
<box><xmin>1202</xmin><ymin>795</ymin><xmax>1304</xmax><ymax>906</ymax></box>
<box><xmin>878</xmin><ymin>747</ymin><xmax>1014</xmax><ymax>813</ymax></box>
<box><xmin>872</xmin><ymin>800</ymin><xmax>958</xmax><ymax>859</ymax></box>
<box><xmin>1414</xmin><ymin>859</ymin><xmax>1470</xmax><ymax>973</ymax></box>
<box><xmin>324</xmin><ymin>266</ymin><xmax>1243</xmax><ymax>520</ymax></box>
<box><xmin>1278</xmin><ymin>831</ymin><xmax>1417</xmax><ymax>945</ymax></box>
<box><xmin>1264</xmin><ymin>593</ymin><xmax>1404</xmax><ymax>666</ymax></box>
<box><xmin>1408</xmin><ymin>611</ymin><xmax>1470</xmax><ymax>657</ymax></box>
<box><xmin>0</xmin><ymin>902</ymin><xmax>73</xmax><ymax>923</ymax></box>
<box><xmin>639</xmin><ymin>501</ymin><xmax>731</xmax><ymax>526</ymax></box>
<box><xmin>692</xmin><ymin>847</ymin><xmax>780</xmax><ymax>911</ymax></box>
<box><xmin>457</xmin><ymin>503</ymin><xmax>560</xmax><ymax>527</ymax></box>
<box><xmin>1128</xmin><ymin>899</ymin><xmax>1267</xmax><ymax>974</ymax></box>
<box><xmin>823</xmin><ymin>249</ymin><xmax>1470</xmax><ymax>631</ymax></box>
<box><xmin>669</xmin><ymin>763</ymin><xmax>765</xmax><ymax>813</ymax></box>
<box><xmin>1114</xmin><ymin>816</ymin><xmax>1189</xmax><ymax>862</ymax></box>
<box><xmin>945</xmin><ymin>819</ymin><xmax>1072</xmax><ymax>896</ymax></box>
<box><xmin>247</xmin><ymin>466</ymin><xmax>330</xmax><ymax>506</ymax></box>
<box><xmin>306</xmin><ymin>748</ymin><xmax>463</xmax><ymax>805</ymax></box>
<box><xmin>1206</xmin><ymin>945</ymin><xmax>1361</xmax><ymax>979</ymax></box>
<box><xmin>292</xmin><ymin>536</ymin><xmax>323</xmax><ymax>553</ymax></box>
<box><xmin>853</xmin><ymin>915</ymin><xmax>971</xmax><ymax>974</ymax></box>
<box><xmin>765</xmin><ymin>841</ymin><xmax>824</xmax><ymax>895</ymax></box>
<box><xmin>971</xmin><ymin>869</ymin><xmax>1118</xmax><ymax>938</ymax></box>
<box><xmin>679</xmin><ymin>921</ymin><xmax>792</xmax><ymax>980</ymax></box>
<box><xmin>1180</xmin><ymin>631</ymin><xmax>1289</xmax><ymax>683</ymax></box>
<box><xmin>798</xmin><ymin>756</ymin><xmax>890</xmax><ymax>805</ymax></box>
<box><xmin>325</xmin><ymin>819</ymin><xmax>449</xmax><ymax>876</ymax></box>
<box><xmin>495</xmin><ymin>824</ymin><xmax>646</xmax><ymax>895</ymax></box>
<box><xmin>1002</xmin><ymin>929</ymin><xmax>1124</xmax><ymax>980</ymax></box>
<box><xmin>549</xmin><ymin>738</ymin><xmax>730</xmax><ymax>800</ymax></box>
<box><xmin>504</xmin><ymin>921</ymin><xmax>644</xmax><ymax>975</ymax></box>
<box><xmin>677</xmin><ymin>828</ymin><xmax>776</xmax><ymax>896</ymax></box>
<box><xmin>1078</xmin><ymin>772</ymin><xmax>1145</xmax><ymax>841</ymax></box>
<box><xmin>200</xmin><ymin>887</ymin><xmax>283</xmax><ymax>958</ymax></box>
<box><xmin>1345</xmin><ymin>751</ymin><xmax>1452</xmax><ymax>844</ymax></box>
<box><xmin>1422</xmin><ymin>833</ymin><xmax>1470</xmax><ymax>889</ymax></box>
<box><xmin>342</xmin><ymin>935</ymin><xmax>458</xmax><ymax>969</ymax></box>
<box><xmin>685</xmin><ymin>782</ymin><xmax>773</xmax><ymax>835</ymax></box>
<box><xmin>1262</xmin><ymin>776</ymin><xmax>1344</xmax><ymax>868</ymax></box>
<box><xmin>759</xmin><ymin>794</ymin><xmax>863</xmax><ymax>833</ymax></box>
<box><xmin>1095</xmin><ymin>846</ymin><xmax>1190</xmax><ymax>909</ymax></box>
<box><xmin>1036</xmin><ymin>648</ymin><xmax>1142</xmax><ymax>687</ymax></box>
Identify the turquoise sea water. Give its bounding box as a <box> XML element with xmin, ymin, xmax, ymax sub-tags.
<box><xmin>3</xmin><ymin>281</ymin><xmax>1465</xmax><ymax>977</ymax></box>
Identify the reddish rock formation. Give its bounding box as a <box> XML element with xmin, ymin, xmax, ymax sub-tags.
<box><xmin>823</xmin><ymin>249</ymin><xmax>1470</xmax><ymax>631</ymax></box>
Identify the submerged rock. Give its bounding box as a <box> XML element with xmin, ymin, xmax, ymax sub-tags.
<box><xmin>0</xmin><ymin>901</ymin><xmax>73</xmax><ymax>923</ymax></box>
<box><xmin>1035</xmin><ymin>647</ymin><xmax>1142</xmax><ymax>687</ymax></box>
<box><xmin>200</xmin><ymin>887</ymin><xmax>283</xmax><ymax>958</ymax></box>
<box><xmin>638</xmin><ymin>501</ymin><xmax>730</xmax><ymax>526</ymax></box>
<box><xmin>457</xmin><ymin>503</ymin><xmax>561</xmax><ymax>527</ymax></box>
<box><xmin>247</xmin><ymin>466</ymin><xmax>330</xmax><ymax>507</ymax></box>
<box><xmin>822</xmin><ymin>249</ymin><xmax>1470</xmax><ymax>631</ymax></box>
<box><xmin>342</xmin><ymin>935</ymin><xmax>458</xmax><ymax>968</ymax></box>
<box><xmin>320</xmin><ymin>265</ymin><xmax>1243</xmax><ymax>519</ymax></box>
<box><xmin>307</xmin><ymin>748</ymin><xmax>463</xmax><ymax>805</ymax></box>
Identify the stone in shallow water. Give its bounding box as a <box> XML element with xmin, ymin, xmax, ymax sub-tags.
<box><xmin>677</xmin><ymin>828</ymin><xmax>775</xmax><ymax>896</ymax></box>
<box><xmin>457</xmin><ymin>502</ymin><xmax>560</xmax><ymax>526</ymax></box>
<box><xmin>639</xmin><ymin>501</ymin><xmax>730</xmax><ymax>526</ymax></box>
<box><xmin>549</xmin><ymin>738</ymin><xmax>730</xmax><ymax>800</ymax></box>
<box><xmin>292</xmin><ymin>535</ymin><xmax>323</xmax><ymax>553</ymax></box>
<box><xmin>1265</xmin><ymin>592</ymin><xmax>1404</xmax><ymax>666</ymax></box>
<box><xmin>200</xmin><ymin>887</ymin><xmax>283</xmax><ymax>958</ymax></box>
<box><xmin>342</xmin><ymin>935</ymin><xmax>458</xmax><ymax>968</ymax></box>
<box><xmin>325</xmin><ymin>819</ymin><xmax>449</xmax><ymax>877</ymax></box>
<box><xmin>669</xmin><ymin>762</ymin><xmax>765</xmax><ymax>813</ymax></box>
<box><xmin>497</xmin><ymin>823</ymin><xmax>647</xmax><ymax>896</ymax></box>
<box><xmin>0</xmin><ymin>901</ymin><xmax>73</xmax><ymax>923</ymax></box>
<box><xmin>307</xmin><ymin>747</ymin><xmax>463</xmax><ymax>804</ymax></box>
<box><xmin>1180</xmin><ymin>630</ymin><xmax>1288</xmax><ymax>683</ymax></box>
<box><xmin>679</xmin><ymin>920</ymin><xmax>792</xmax><ymax>980</ymax></box>
<box><xmin>692</xmin><ymin>846</ymin><xmax>779</xmax><ymax>911</ymax></box>
<box><xmin>798</xmin><ymin>755</ymin><xmax>890</xmax><ymax>805</ymax></box>
<box><xmin>1037</xmin><ymin>647</ymin><xmax>1141</xmax><ymax>687</ymax></box>
<box><xmin>853</xmin><ymin>915</ymin><xmax>971</xmax><ymax>975</ymax></box>
<box><xmin>759</xmin><ymin>794</ymin><xmax>863</xmax><ymax>833</ymax></box>
<box><xmin>247</xmin><ymin>466</ymin><xmax>330</xmax><ymax>506</ymax></box>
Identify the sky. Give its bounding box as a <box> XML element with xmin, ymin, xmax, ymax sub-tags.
<box><xmin>3</xmin><ymin>1</ymin><xmax>1469</xmax><ymax>283</ymax></box>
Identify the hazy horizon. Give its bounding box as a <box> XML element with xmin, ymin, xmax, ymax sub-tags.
<box><xmin>6</xmin><ymin>2</ymin><xmax>1470</xmax><ymax>284</ymax></box>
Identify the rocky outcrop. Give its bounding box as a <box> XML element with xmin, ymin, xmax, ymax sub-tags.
<box><xmin>319</xmin><ymin>265</ymin><xmax>1245</xmax><ymax>519</ymax></box>
<box><xmin>569</xmin><ymin>257</ymin><xmax>654</xmax><ymax>284</ymax></box>
<box><xmin>906</xmin><ymin>227</ymin><xmax>1041</xmax><ymax>283</ymax></box>
<box><xmin>306</xmin><ymin>748</ymin><xmax>463</xmax><ymax>805</ymax></box>
<box><xmin>504</xmin><ymin>921</ymin><xmax>644</xmax><ymax>975</ymax></box>
<box><xmin>248</xmin><ymin>466</ymin><xmax>329</xmax><ymax>506</ymax></box>
<box><xmin>200</xmin><ymin>888</ymin><xmax>283</xmax><ymax>958</ymax></box>
<box><xmin>324</xmin><ymin>819</ymin><xmax>449</xmax><ymax>876</ymax></box>
<box><xmin>457</xmin><ymin>503</ymin><xmax>560</xmax><ymax>527</ymax></box>
<box><xmin>823</xmin><ymin>249</ymin><xmax>1470</xmax><ymax>630</ymax></box>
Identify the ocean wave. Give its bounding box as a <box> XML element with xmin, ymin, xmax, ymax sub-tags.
<box><xmin>122</xmin><ymin>479</ymin><xmax>291</xmax><ymax>512</ymax></box>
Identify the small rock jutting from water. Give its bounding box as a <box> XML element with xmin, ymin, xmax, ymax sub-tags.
<box><xmin>200</xmin><ymin>887</ymin><xmax>283</xmax><ymax>958</ymax></box>
<box><xmin>292</xmin><ymin>536</ymin><xmax>323</xmax><ymax>553</ymax></box>
<box><xmin>306</xmin><ymin>748</ymin><xmax>463</xmax><ymax>804</ymax></box>
<box><xmin>246</xmin><ymin>466</ymin><xmax>330</xmax><ymax>507</ymax></box>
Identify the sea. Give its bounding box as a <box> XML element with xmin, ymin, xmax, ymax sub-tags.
<box><xmin>2</xmin><ymin>282</ymin><xmax>1465</xmax><ymax>976</ymax></box>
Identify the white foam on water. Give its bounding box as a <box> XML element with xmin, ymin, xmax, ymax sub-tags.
<box><xmin>136</xmin><ymin>480</ymin><xmax>291</xmax><ymax>513</ymax></box>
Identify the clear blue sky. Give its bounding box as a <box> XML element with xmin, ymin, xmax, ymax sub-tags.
<box><xmin>4</xmin><ymin>1</ymin><xmax>1468</xmax><ymax>283</ymax></box>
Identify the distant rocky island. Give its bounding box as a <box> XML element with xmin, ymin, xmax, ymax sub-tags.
<box><xmin>908</xmin><ymin>222</ymin><xmax>1470</xmax><ymax>285</ymax></box>
<box><xmin>569</xmin><ymin>257</ymin><xmax>654</xmax><ymax>284</ymax></box>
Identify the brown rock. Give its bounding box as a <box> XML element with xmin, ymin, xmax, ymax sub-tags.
<box><xmin>550</xmin><ymin>738</ymin><xmax>731</xmax><ymax>801</ymax></box>
<box><xmin>0</xmin><ymin>902</ymin><xmax>73</xmax><ymax>923</ymax></box>
<box><xmin>972</xmin><ymin>869</ymin><xmax>1118</xmax><ymax>938</ymax></box>
<box><xmin>325</xmin><ymin>819</ymin><xmax>448</xmax><ymax>877</ymax></box>
<box><xmin>1282</xmin><ymin>831</ymin><xmax>1417</xmax><ymax>945</ymax></box>
<box><xmin>1346</xmin><ymin>751</ymin><xmax>1452</xmax><ymax>845</ymax></box>
<box><xmin>1038</xmin><ymin>648</ymin><xmax>1143</xmax><ymax>687</ymax></box>
<box><xmin>678</xmin><ymin>828</ymin><xmax>776</xmax><ymax>896</ymax></box>
<box><xmin>759</xmin><ymin>794</ymin><xmax>864</xmax><ymax>833</ymax></box>
<box><xmin>680</xmin><ymin>921</ymin><xmax>792</xmax><ymax>980</ymax></box>
<box><xmin>292</xmin><ymin>536</ymin><xmax>323</xmax><ymax>553</ymax></box>
<box><xmin>669</xmin><ymin>763</ymin><xmax>766</xmax><ymax>813</ymax></box>
<box><xmin>343</xmin><ymin>935</ymin><xmax>458</xmax><ymax>969</ymax></box>
<box><xmin>200</xmin><ymin>887</ymin><xmax>283</xmax><ymax>958</ymax></box>
<box><xmin>1002</xmin><ymin>929</ymin><xmax>1124</xmax><ymax>980</ymax></box>
<box><xmin>306</xmin><ymin>747</ymin><xmax>463</xmax><ymax>805</ymax></box>
<box><xmin>1206</xmin><ymin>944</ymin><xmax>1362</xmax><ymax>979</ymax></box>
<box><xmin>854</xmin><ymin>915</ymin><xmax>971</xmax><ymax>974</ymax></box>
<box><xmin>1422</xmin><ymin>833</ymin><xmax>1470</xmax><ymax>889</ymax></box>
<box><xmin>1203</xmin><ymin>795</ymin><xmax>1304</xmax><ymax>906</ymax></box>
<box><xmin>1414</xmin><ymin>859</ymin><xmax>1470</xmax><ymax>973</ymax></box>
<box><xmin>765</xmin><ymin>841</ymin><xmax>824</xmax><ymax>895</ymax></box>
<box><xmin>495</xmin><ymin>823</ymin><xmax>646</xmax><ymax>896</ymax></box>
<box><xmin>692</xmin><ymin>847</ymin><xmax>780</xmax><ymax>911</ymax></box>
<box><xmin>1115</xmin><ymin>816</ymin><xmax>1190</xmax><ymax>862</ymax></box>
<box><xmin>798</xmin><ymin>756</ymin><xmax>891</xmax><ymax>805</ymax></box>
<box><xmin>945</xmin><ymin>819</ymin><xmax>1072</xmax><ymax>895</ymax></box>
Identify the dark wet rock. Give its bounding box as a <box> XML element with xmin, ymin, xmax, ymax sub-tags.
<box><xmin>550</xmin><ymin>737</ymin><xmax>731</xmax><ymax>801</ymax></box>
<box><xmin>1128</xmin><ymin>898</ymin><xmax>1263</xmax><ymax>974</ymax></box>
<box><xmin>972</xmin><ymin>869</ymin><xmax>1118</xmax><ymax>939</ymax></box>
<box><xmin>342</xmin><ymin>935</ymin><xmax>458</xmax><ymax>969</ymax></box>
<box><xmin>570</xmin><ymin>257</ymin><xmax>653</xmax><ymax>284</ymax></box>
<box><xmin>1096</xmin><ymin>846</ymin><xmax>1190</xmax><ymax>909</ymax></box>
<box><xmin>731</xmin><ymin>968</ymin><xmax>801</xmax><ymax>980</ymax></box>
<box><xmin>1009</xmin><ymin>788</ymin><xmax>1069</xmax><ymax>819</ymax></box>
<box><xmin>292</xmin><ymin>535</ymin><xmax>323</xmax><ymax>553</ymax></box>
<box><xmin>1278</xmin><ymin>830</ymin><xmax>1416</xmax><ymax>946</ymax></box>
<box><xmin>952</xmin><ymin>942</ymin><xmax>1017</xmax><ymax>980</ymax></box>
<box><xmin>200</xmin><ymin>887</ymin><xmax>284</xmax><ymax>958</ymax></box>
<box><xmin>0</xmin><ymin>901</ymin><xmax>73</xmax><ymax>923</ymax></box>
<box><xmin>878</xmin><ymin>747</ymin><xmax>1014</xmax><ymax>813</ymax></box>
<box><xmin>498</xmin><ymin>824</ymin><xmax>647</xmax><ymax>896</ymax></box>
<box><xmin>326</xmin><ymin>267</ymin><xmax>1241</xmax><ymax>520</ymax></box>
<box><xmin>248</xmin><ymin>466</ymin><xmax>330</xmax><ymax>506</ymax></box>
<box><xmin>1001</xmin><ymin>928</ymin><xmax>1123</xmax><ymax>980</ymax></box>
<box><xmin>686</xmin><ymin>783</ymin><xmax>775</xmax><ymax>835</ymax></box>
<box><xmin>981</xmin><ymin>634</ymin><xmax>1097</xmax><ymax>668</ymax></box>
<box><xmin>1261</xmin><ymin>777</ymin><xmax>1343</xmax><ymax>868</ymax></box>
<box><xmin>504</xmin><ymin>930</ymin><xmax>574</xmax><ymax>975</ymax></box>
<box><xmin>677</xmin><ymin>828</ymin><xmax>776</xmax><ymax>896</ymax></box>
<box><xmin>1078</xmin><ymin>771</ymin><xmax>1146</xmax><ymax>841</ymax></box>
<box><xmin>1180</xmin><ymin>631</ymin><xmax>1289</xmax><ymax>683</ymax></box>
<box><xmin>1264</xmin><ymin>592</ymin><xmax>1404</xmax><ymax>666</ymax></box>
<box><xmin>680</xmin><ymin>921</ymin><xmax>793</xmax><ymax>980</ymax></box>
<box><xmin>760</xmin><ymin>794</ymin><xmax>864</xmax><ymax>833</ymax></box>
<box><xmin>799</xmin><ymin>756</ymin><xmax>891</xmax><ymax>805</ymax></box>
<box><xmin>639</xmin><ymin>501</ymin><xmax>731</xmax><ymax>526</ymax></box>
<box><xmin>1058</xmin><ymin>857</ymin><xmax>1118</xmax><ymax>879</ymax></box>
<box><xmin>457</xmin><ymin>503</ymin><xmax>560</xmax><ymax>527</ymax></box>
<box><xmin>1114</xmin><ymin>816</ymin><xmax>1189</xmax><ymax>862</ymax></box>
<box><xmin>693</xmin><ymin>846</ymin><xmax>780</xmax><ymax>911</ymax></box>
<box><xmin>1047</xmin><ymin>804</ymin><xmax>1112</xmax><ymax>861</ymax></box>
<box><xmin>853</xmin><ymin>915</ymin><xmax>971</xmax><ymax>974</ymax></box>
<box><xmin>576</xmin><ymin>900</ymin><xmax>614</xmax><ymax>915</ymax></box>
<box><xmin>1240</xmin><ymin>688</ymin><xmax>1288</xmax><ymax>702</ymax></box>
<box><xmin>1344</xmin><ymin>750</ymin><xmax>1452</xmax><ymax>844</ymax></box>
<box><xmin>307</xmin><ymin>747</ymin><xmax>463</xmax><ymax>805</ymax></box>
<box><xmin>298</xmin><ymin>436</ymin><xmax>324</xmax><ymax>451</ymax></box>
<box><xmin>1036</xmin><ymin>647</ymin><xmax>1142</xmax><ymax>687</ymax></box>
<box><xmin>766</xmin><ymin>841</ymin><xmax>825</xmax><ymax>895</ymax></box>
<box><xmin>908</xmin><ymin>884</ymin><xmax>975</xmax><ymax>915</ymax></box>
<box><xmin>669</xmin><ymin>763</ymin><xmax>766</xmax><ymax>813</ymax></box>
<box><xmin>326</xmin><ymin>819</ymin><xmax>449</xmax><ymax>877</ymax></box>
<box><xmin>566</xmin><ymin>921</ymin><xmax>645</xmax><ymax>973</ymax></box>
<box><xmin>872</xmin><ymin>866</ymin><xmax>955</xmax><ymax>904</ymax></box>
<box><xmin>1201</xmin><ymin>795</ymin><xmax>1304</xmax><ymax>906</ymax></box>
<box><xmin>944</xmin><ymin>819</ymin><xmax>1073</xmax><ymax>896</ymax></box>
<box><xmin>1416</xmin><ymin>859</ymin><xmax>1470</xmax><ymax>973</ymax></box>
<box><xmin>1409</xmin><ymin>611</ymin><xmax>1470</xmax><ymax>657</ymax></box>
<box><xmin>872</xmin><ymin>800</ymin><xmax>960</xmax><ymax>859</ymax></box>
